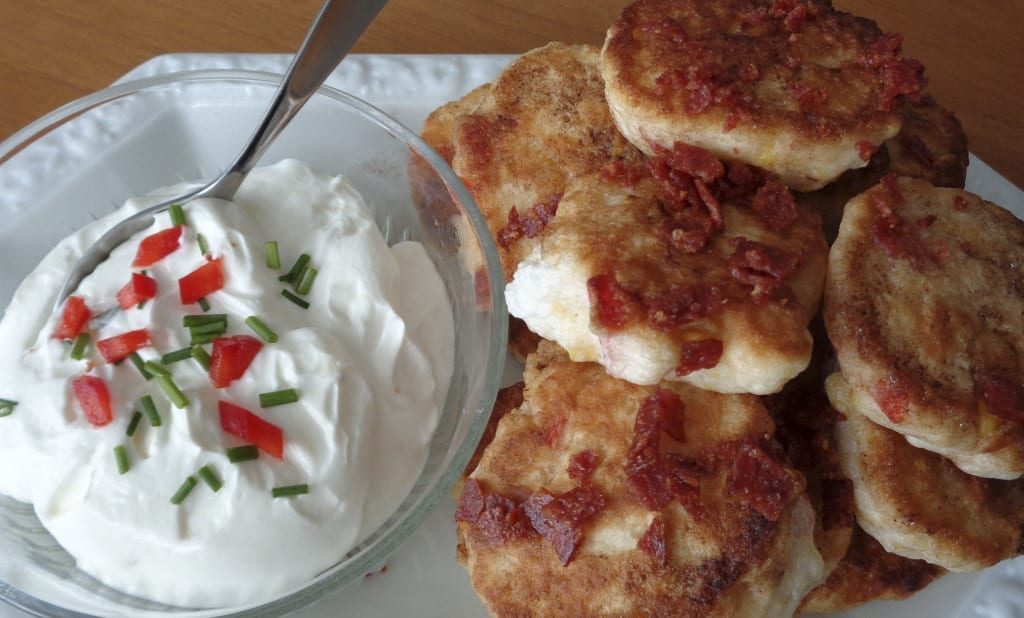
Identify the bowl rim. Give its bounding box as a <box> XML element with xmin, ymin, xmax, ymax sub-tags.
<box><xmin>0</xmin><ymin>69</ymin><xmax>507</xmax><ymax>617</ymax></box>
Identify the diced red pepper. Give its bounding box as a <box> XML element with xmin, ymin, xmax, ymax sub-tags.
<box><xmin>71</xmin><ymin>375</ymin><xmax>113</xmax><ymax>427</ymax></box>
<box><xmin>132</xmin><ymin>226</ymin><xmax>183</xmax><ymax>268</ymax></box>
<box><xmin>218</xmin><ymin>400</ymin><xmax>284</xmax><ymax>459</ymax></box>
<box><xmin>208</xmin><ymin>335</ymin><xmax>263</xmax><ymax>388</ymax></box>
<box><xmin>53</xmin><ymin>295</ymin><xmax>91</xmax><ymax>340</ymax></box>
<box><xmin>179</xmin><ymin>257</ymin><xmax>225</xmax><ymax>305</ymax></box>
<box><xmin>116</xmin><ymin>272</ymin><xmax>158</xmax><ymax>310</ymax></box>
<box><xmin>95</xmin><ymin>329</ymin><xmax>151</xmax><ymax>363</ymax></box>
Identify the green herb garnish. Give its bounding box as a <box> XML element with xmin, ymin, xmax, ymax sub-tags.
<box><xmin>279</xmin><ymin>253</ymin><xmax>311</xmax><ymax>284</ymax></box>
<box><xmin>197</xmin><ymin>297</ymin><xmax>211</xmax><ymax>312</ymax></box>
<box><xmin>244</xmin><ymin>316</ymin><xmax>278</xmax><ymax>343</ymax></box>
<box><xmin>198</xmin><ymin>465</ymin><xmax>222</xmax><ymax>492</ymax></box>
<box><xmin>259</xmin><ymin>388</ymin><xmax>299</xmax><ymax>408</ymax></box>
<box><xmin>128</xmin><ymin>352</ymin><xmax>153</xmax><ymax>380</ymax></box>
<box><xmin>0</xmin><ymin>399</ymin><xmax>17</xmax><ymax>418</ymax></box>
<box><xmin>272</xmin><ymin>484</ymin><xmax>309</xmax><ymax>498</ymax></box>
<box><xmin>156</xmin><ymin>375</ymin><xmax>189</xmax><ymax>409</ymax></box>
<box><xmin>126</xmin><ymin>410</ymin><xmax>144</xmax><ymax>437</ymax></box>
<box><xmin>265</xmin><ymin>241</ymin><xmax>281</xmax><ymax>270</ymax></box>
<box><xmin>161</xmin><ymin>347</ymin><xmax>194</xmax><ymax>365</ymax></box>
<box><xmin>113</xmin><ymin>445</ymin><xmax>130</xmax><ymax>475</ymax></box>
<box><xmin>169</xmin><ymin>204</ymin><xmax>187</xmax><ymax>227</ymax></box>
<box><xmin>170</xmin><ymin>476</ymin><xmax>198</xmax><ymax>505</ymax></box>
<box><xmin>70</xmin><ymin>333</ymin><xmax>91</xmax><ymax>360</ymax></box>
<box><xmin>141</xmin><ymin>395</ymin><xmax>162</xmax><ymax>427</ymax></box>
<box><xmin>226</xmin><ymin>445</ymin><xmax>259</xmax><ymax>463</ymax></box>
<box><xmin>281</xmin><ymin>289</ymin><xmax>309</xmax><ymax>309</ymax></box>
<box><xmin>142</xmin><ymin>360</ymin><xmax>172</xmax><ymax>378</ymax></box>
<box><xmin>197</xmin><ymin>233</ymin><xmax>209</xmax><ymax>256</ymax></box>
<box><xmin>296</xmin><ymin>267</ymin><xmax>318</xmax><ymax>296</ymax></box>
<box><xmin>191</xmin><ymin>345</ymin><xmax>212</xmax><ymax>371</ymax></box>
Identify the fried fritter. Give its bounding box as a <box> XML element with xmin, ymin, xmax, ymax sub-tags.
<box><xmin>450</xmin><ymin>42</ymin><xmax>646</xmax><ymax>282</ymax></box>
<box><xmin>827</xmin><ymin>373</ymin><xmax>1024</xmax><ymax>571</ymax></box>
<box><xmin>600</xmin><ymin>0</ymin><xmax>927</xmax><ymax>191</ymax></box>
<box><xmin>825</xmin><ymin>176</ymin><xmax>1024</xmax><ymax>478</ymax></box>
<box><xmin>456</xmin><ymin>342</ymin><xmax>824</xmax><ymax>617</ymax></box>
<box><xmin>506</xmin><ymin>161</ymin><xmax>828</xmax><ymax>393</ymax></box>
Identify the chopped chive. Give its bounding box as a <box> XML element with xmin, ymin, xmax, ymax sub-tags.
<box><xmin>169</xmin><ymin>204</ymin><xmax>187</xmax><ymax>227</ymax></box>
<box><xmin>259</xmin><ymin>388</ymin><xmax>299</xmax><ymax>408</ymax></box>
<box><xmin>183</xmin><ymin>314</ymin><xmax>228</xmax><ymax>327</ymax></box>
<box><xmin>70</xmin><ymin>333</ymin><xmax>91</xmax><ymax>360</ymax></box>
<box><xmin>281</xmin><ymin>289</ymin><xmax>310</xmax><ymax>309</ymax></box>
<box><xmin>227</xmin><ymin>445</ymin><xmax>259</xmax><ymax>463</ymax></box>
<box><xmin>279</xmin><ymin>253</ymin><xmax>311</xmax><ymax>284</ymax></box>
<box><xmin>197</xmin><ymin>297</ymin><xmax>211</xmax><ymax>312</ymax></box>
<box><xmin>265</xmin><ymin>241</ymin><xmax>281</xmax><ymax>270</ymax></box>
<box><xmin>141</xmin><ymin>395</ymin><xmax>162</xmax><ymax>427</ymax></box>
<box><xmin>161</xmin><ymin>347</ymin><xmax>194</xmax><ymax>365</ymax></box>
<box><xmin>137</xmin><ymin>300</ymin><xmax>148</xmax><ymax>310</ymax></box>
<box><xmin>128</xmin><ymin>352</ymin><xmax>153</xmax><ymax>380</ymax></box>
<box><xmin>0</xmin><ymin>399</ymin><xmax>16</xmax><ymax>418</ymax></box>
<box><xmin>156</xmin><ymin>375</ymin><xmax>189</xmax><ymax>409</ymax></box>
<box><xmin>197</xmin><ymin>233</ymin><xmax>209</xmax><ymax>256</ymax></box>
<box><xmin>190</xmin><ymin>332</ymin><xmax>219</xmax><ymax>346</ymax></box>
<box><xmin>296</xmin><ymin>267</ymin><xmax>318</xmax><ymax>295</ymax></box>
<box><xmin>191</xmin><ymin>345</ymin><xmax>212</xmax><ymax>371</ymax></box>
<box><xmin>142</xmin><ymin>360</ymin><xmax>172</xmax><ymax>378</ymax></box>
<box><xmin>272</xmin><ymin>484</ymin><xmax>309</xmax><ymax>498</ymax></box>
<box><xmin>170</xmin><ymin>476</ymin><xmax>198</xmax><ymax>505</ymax></box>
<box><xmin>188</xmin><ymin>321</ymin><xmax>227</xmax><ymax>336</ymax></box>
<box><xmin>245</xmin><ymin>316</ymin><xmax>278</xmax><ymax>343</ymax></box>
<box><xmin>126</xmin><ymin>410</ymin><xmax>143</xmax><ymax>437</ymax></box>
<box><xmin>113</xmin><ymin>445</ymin><xmax>130</xmax><ymax>475</ymax></box>
<box><xmin>198</xmin><ymin>465</ymin><xmax>222</xmax><ymax>492</ymax></box>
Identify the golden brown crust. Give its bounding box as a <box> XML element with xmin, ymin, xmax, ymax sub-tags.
<box><xmin>801</xmin><ymin>524</ymin><xmax>946</xmax><ymax>613</ymax></box>
<box><xmin>457</xmin><ymin>342</ymin><xmax>824</xmax><ymax>617</ymax></box>
<box><xmin>507</xmin><ymin>171</ymin><xmax>828</xmax><ymax>393</ymax></box>
<box><xmin>825</xmin><ymin>177</ymin><xmax>1024</xmax><ymax>478</ymax></box>
<box><xmin>601</xmin><ymin>0</ymin><xmax>925</xmax><ymax>190</ymax></box>
<box><xmin>450</xmin><ymin>42</ymin><xmax>646</xmax><ymax>282</ymax></box>
<box><xmin>827</xmin><ymin>373</ymin><xmax>1024</xmax><ymax>571</ymax></box>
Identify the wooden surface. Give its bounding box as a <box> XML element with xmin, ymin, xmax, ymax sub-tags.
<box><xmin>0</xmin><ymin>0</ymin><xmax>1020</xmax><ymax>188</ymax></box>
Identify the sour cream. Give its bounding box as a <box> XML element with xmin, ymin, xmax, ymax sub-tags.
<box><xmin>0</xmin><ymin>159</ymin><xmax>454</xmax><ymax>607</ymax></box>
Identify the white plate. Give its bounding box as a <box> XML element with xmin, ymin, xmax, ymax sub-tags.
<box><xmin>1</xmin><ymin>53</ymin><xmax>1023</xmax><ymax>618</ymax></box>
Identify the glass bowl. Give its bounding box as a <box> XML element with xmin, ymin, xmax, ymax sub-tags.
<box><xmin>0</xmin><ymin>70</ymin><xmax>506</xmax><ymax>616</ymax></box>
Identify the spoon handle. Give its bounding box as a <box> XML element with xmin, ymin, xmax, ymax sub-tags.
<box><xmin>204</xmin><ymin>0</ymin><xmax>389</xmax><ymax>200</ymax></box>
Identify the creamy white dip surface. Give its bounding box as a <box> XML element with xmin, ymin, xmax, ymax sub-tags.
<box><xmin>0</xmin><ymin>159</ymin><xmax>454</xmax><ymax>607</ymax></box>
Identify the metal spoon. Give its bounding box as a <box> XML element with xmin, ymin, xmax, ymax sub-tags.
<box><xmin>55</xmin><ymin>0</ymin><xmax>387</xmax><ymax>307</ymax></box>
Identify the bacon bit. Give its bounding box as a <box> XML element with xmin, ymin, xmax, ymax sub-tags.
<box><xmin>654</xmin><ymin>142</ymin><xmax>725</xmax><ymax>184</ymax></box>
<box><xmin>976</xmin><ymin>374</ymin><xmax>1024</xmax><ymax>423</ymax></box>
<box><xmin>587</xmin><ymin>274</ymin><xmax>637</xmax><ymax>330</ymax></box>
<box><xmin>456</xmin><ymin>479</ymin><xmax>535</xmax><ymax>547</ymax></box>
<box><xmin>953</xmin><ymin>195</ymin><xmax>970</xmax><ymax>211</ymax></box>
<box><xmin>601</xmin><ymin>160</ymin><xmax>648</xmax><ymax>187</ymax></box>
<box><xmin>792</xmin><ymin>80</ymin><xmax>829</xmax><ymax>111</ymax></box>
<box><xmin>646</xmin><ymin>283</ymin><xmax>724</xmax><ymax>332</ymax></box>
<box><xmin>728</xmin><ymin>237</ymin><xmax>803</xmax><ymax>300</ymax></box>
<box><xmin>116</xmin><ymin>272</ymin><xmax>158</xmax><ymax>310</ymax></box>
<box><xmin>641</xmin><ymin>17</ymin><xmax>689</xmax><ymax>43</ymax></box>
<box><xmin>95</xmin><ymin>329</ymin><xmax>151</xmax><ymax>363</ymax></box>
<box><xmin>860</xmin><ymin>33</ymin><xmax>927</xmax><ymax>111</ymax></box>
<box><xmin>524</xmin><ymin>485</ymin><xmax>607</xmax><ymax>565</ymax></box>
<box><xmin>675</xmin><ymin>339</ymin><xmax>724</xmax><ymax>376</ymax></box>
<box><xmin>71</xmin><ymin>375</ymin><xmax>114</xmax><ymax>427</ymax></box>
<box><xmin>568</xmin><ymin>450</ymin><xmax>600</xmax><ymax>482</ymax></box>
<box><xmin>781</xmin><ymin>1</ymin><xmax>811</xmax><ymax>33</ymax></box>
<box><xmin>496</xmin><ymin>194</ymin><xmax>561</xmax><ymax>248</ymax></box>
<box><xmin>738</xmin><ymin>63</ymin><xmax>759</xmax><ymax>82</ymax></box>
<box><xmin>960</xmin><ymin>242</ymin><xmax>972</xmax><ymax>254</ymax></box>
<box><xmin>637</xmin><ymin>515</ymin><xmax>668</xmax><ymax>564</ymax></box>
<box><xmin>53</xmin><ymin>296</ymin><xmax>91</xmax><ymax>340</ymax></box>
<box><xmin>543</xmin><ymin>416</ymin><xmax>568</xmax><ymax>449</ymax></box>
<box><xmin>875</xmin><ymin>374</ymin><xmax>911</xmax><ymax>423</ymax></box>
<box><xmin>625</xmin><ymin>389</ymin><xmax>702</xmax><ymax>514</ymax></box>
<box><xmin>916</xmin><ymin>214</ymin><xmax>938</xmax><ymax>228</ymax></box>
<box><xmin>723</xmin><ymin>440</ymin><xmax>799</xmax><ymax>522</ymax></box>
<box><xmin>751</xmin><ymin>180</ymin><xmax>799</xmax><ymax>231</ymax></box>
<box><xmin>856</xmin><ymin>140</ymin><xmax>878</xmax><ymax>162</ymax></box>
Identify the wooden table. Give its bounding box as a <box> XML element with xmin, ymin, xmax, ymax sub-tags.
<box><xmin>1</xmin><ymin>0</ymin><xmax>1021</xmax><ymax>188</ymax></box>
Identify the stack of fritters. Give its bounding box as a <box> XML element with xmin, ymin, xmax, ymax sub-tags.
<box><xmin>413</xmin><ymin>0</ymin><xmax>1024</xmax><ymax>615</ymax></box>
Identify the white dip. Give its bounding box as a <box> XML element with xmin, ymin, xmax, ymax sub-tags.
<box><xmin>0</xmin><ymin>159</ymin><xmax>455</xmax><ymax>607</ymax></box>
